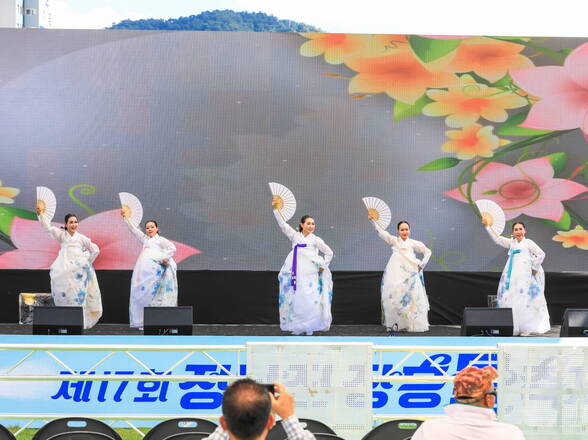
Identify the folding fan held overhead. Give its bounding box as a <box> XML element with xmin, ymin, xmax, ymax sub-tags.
<box><xmin>362</xmin><ymin>197</ymin><xmax>392</xmax><ymax>230</ymax></box>
<box><xmin>36</xmin><ymin>186</ymin><xmax>57</xmax><ymax>222</ymax></box>
<box><xmin>119</xmin><ymin>192</ymin><xmax>144</xmax><ymax>228</ymax></box>
<box><xmin>268</xmin><ymin>182</ymin><xmax>297</xmax><ymax>222</ymax></box>
<box><xmin>475</xmin><ymin>199</ymin><xmax>506</xmax><ymax>236</ymax></box>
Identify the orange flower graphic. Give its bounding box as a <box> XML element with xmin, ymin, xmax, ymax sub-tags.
<box><xmin>553</xmin><ymin>226</ymin><xmax>588</xmax><ymax>250</ymax></box>
<box><xmin>299</xmin><ymin>33</ymin><xmax>372</xmax><ymax>64</ymax></box>
<box><xmin>0</xmin><ymin>180</ymin><xmax>20</xmax><ymax>204</ymax></box>
<box><xmin>423</xmin><ymin>74</ymin><xmax>528</xmax><ymax>127</ymax></box>
<box><xmin>346</xmin><ymin>51</ymin><xmax>458</xmax><ymax>104</ymax></box>
<box><xmin>442</xmin><ymin>123</ymin><xmax>509</xmax><ymax>160</ymax></box>
<box><xmin>444</xmin><ymin>37</ymin><xmax>533</xmax><ymax>82</ymax></box>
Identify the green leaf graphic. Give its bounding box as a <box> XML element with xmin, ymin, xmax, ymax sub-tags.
<box><xmin>0</xmin><ymin>206</ymin><xmax>37</xmax><ymax>235</ymax></box>
<box><xmin>417</xmin><ymin>157</ymin><xmax>461</xmax><ymax>171</ymax></box>
<box><xmin>408</xmin><ymin>36</ymin><xmax>461</xmax><ymax>63</ymax></box>
<box><xmin>393</xmin><ymin>95</ymin><xmax>432</xmax><ymax>122</ymax></box>
<box><xmin>544</xmin><ymin>152</ymin><xmax>567</xmax><ymax>175</ymax></box>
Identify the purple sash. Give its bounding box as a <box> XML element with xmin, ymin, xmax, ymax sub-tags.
<box><xmin>291</xmin><ymin>244</ymin><xmax>307</xmax><ymax>291</ymax></box>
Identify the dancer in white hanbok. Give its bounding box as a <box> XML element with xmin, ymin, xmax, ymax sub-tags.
<box><xmin>370</xmin><ymin>217</ymin><xmax>432</xmax><ymax>332</ymax></box>
<box><xmin>36</xmin><ymin>210</ymin><xmax>102</xmax><ymax>329</ymax></box>
<box><xmin>483</xmin><ymin>219</ymin><xmax>549</xmax><ymax>335</ymax></box>
<box><xmin>272</xmin><ymin>201</ymin><xmax>334</xmax><ymax>335</ymax></box>
<box><xmin>123</xmin><ymin>215</ymin><xmax>178</xmax><ymax>328</ymax></box>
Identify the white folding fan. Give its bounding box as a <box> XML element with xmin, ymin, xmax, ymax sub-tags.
<box><xmin>119</xmin><ymin>192</ymin><xmax>144</xmax><ymax>228</ymax></box>
<box><xmin>268</xmin><ymin>182</ymin><xmax>297</xmax><ymax>222</ymax></box>
<box><xmin>475</xmin><ymin>199</ymin><xmax>505</xmax><ymax>236</ymax></box>
<box><xmin>362</xmin><ymin>196</ymin><xmax>392</xmax><ymax>230</ymax></box>
<box><xmin>36</xmin><ymin>186</ymin><xmax>57</xmax><ymax>222</ymax></box>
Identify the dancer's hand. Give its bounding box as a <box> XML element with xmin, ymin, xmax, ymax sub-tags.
<box><xmin>481</xmin><ymin>214</ymin><xmax>491</xmax><ymax>226</ymax></box>
<box><xmin>161</xmin><ymin>259</ymin><xmax>169</xmax><ymax>267</ymax></box>
<box><xmin>35</xmin><ymin>206</ymin><xmax>42</xmax><ymax>215</ymax></box>
<box><xmin>319</xmin><ymin>267</ymin><xmax>324</xmax><ymax>273</ymax></box>
<box><xmin>532</xmin><ymin>269</ymin><xmax>537</xmax><ymax>276</ymax></box>
<box><xmin>368</xmin><ymin>210</ymin><xmax>375</xmax><ymax>220</ymax></box>
<box><xmin>271</xmin><ymin>196</ymin><xmax>279</xmax><ymax>210</ymax></box>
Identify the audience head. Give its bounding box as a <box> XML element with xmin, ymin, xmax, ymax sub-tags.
<box><xmin>220</xmin><ymin>378</ymin><xmax>274</xmax><ymax>440</ymax></box>
<box><xmin>453</xmin><ymin>366</ymin><xmax>498</xmax><ymax>408</ymax></box>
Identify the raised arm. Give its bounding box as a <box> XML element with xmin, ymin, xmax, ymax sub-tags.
<box><xmin>527</xmin><ymin>239</ymin><xmax>545</xmax><ymax>270</ymax></box>
<box><xmin>413</xmin><ymin>240</ymin><xmax>432</xmax><ymax>269</ymax></box>
<box><xmin>37</xmin><ymin>212</ymin><xmax>63</xmax><ymax>242</ymax></box>
<box><xmin>273</xmin><ymin>209</ymin><xmax>297</xmax><ymax>242</ymax></box>
<box><xmin>485</xmin><ymin>226</ymin><xmax>511</xmax><ymax>249</ymax></box>
<box><xmin>123</xmin><ymin>216</ymin><xmax>147</xmax><ymax>242</ymax></box>
<box><xmin>315</xmin><ymin>237</ymin><xmax>334</xmax><ymax>268</ymax></box>
<box><xmin>371</xmin><ymin>220</ymin><xmax>397</xmax><ymax>247</ymax></box>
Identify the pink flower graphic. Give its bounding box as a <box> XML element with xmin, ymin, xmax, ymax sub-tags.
<box><xmin>0</xmin><ymin>210</ymin><xmax>200</xmax><ymax>269</ymax></box>
<box><xmin>445</xmin><ymin>157</ymin><xmax>588</xmax><ymax>221</ymax></box>
<box><xmin>510</xmin><ymin>42</ymin><xmax>588</xmax><ymax>136</ymax></box>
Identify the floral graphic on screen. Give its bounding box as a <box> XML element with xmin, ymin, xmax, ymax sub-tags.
<box><xmin>445</xmin><ymin>157</ymin><xmax>588</xmax><ymax>221</ymax></box>
<box><xmin>552</xmin><ymin>226</ymin><xmax>588</xmax><ymax>250</ymax></box>
<box><xmin>300</xmin><ymin>34</ymin><xmax>588</xmax><ymax>250</ymax></box>
<box><xmin>422</xmin><ymin>74</ymin><xmax>528</xmax><ymax>128</ymax></box>
<box><xmin>345</xmin><ymin>50</ymin><xmax>458</xmax><ymax>104</ymax></box>
<box><xmin>441</xmin><ymin>37</ymin><xmax>533</xmax><ymax>82</ymax></box>
<box><xmin>441</xmin><ymin>124</ymin><xmax>509</xmax><ymax>160</ymax></box>
<box><xmin>510</xmin><ymin>43</ymin><xmax>588</xmax><ymax>136</ymax></box>
<box><xmin>0</xmin><ymin>180</ymin><xmax>20</xmax><ymax>204</ymax></box>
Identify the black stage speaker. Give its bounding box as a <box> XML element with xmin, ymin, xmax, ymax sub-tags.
<box><xmin>461</xmin><ymin>307</ymin><xmax>513</xmax><ymax>336</ymax></box>
<box><xmin>144</xmin><ymin>306</ymin><xmax>193</xmax><ymax>335</ymax></box>
<box><xmin>560</xmin><ymin>309</ymin><xmax>588</xmax><ymax>337</ymax></box>
<box><xmin>32</xmin><ymin>306</ymin><xmax>83</xmax><ymax>335</ymax></box>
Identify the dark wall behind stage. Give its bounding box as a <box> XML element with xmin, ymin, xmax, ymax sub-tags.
<box><xmin>1</xmin><ymin>270</ymin><xmax>586</xmax><ymax>327</ymax></box>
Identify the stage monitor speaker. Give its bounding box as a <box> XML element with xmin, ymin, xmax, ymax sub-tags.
<box><xmin>32</xmin><ymin>306</ymin><xmax>83</xmax><ymax>335</ymax></box>
<box><xmin>461</xmin><ymin>307</ymin><xmax>513</xmax><ymax>336</ymax></box>
<box><xmin>144</xmin><ymin>306</ymin><xmax>193</xmax><ymax>335</ymax></box>
<box><xmin>560</xmin><ymin>309</ymin><xmax>588</xmax><ymax>337</ymax></box>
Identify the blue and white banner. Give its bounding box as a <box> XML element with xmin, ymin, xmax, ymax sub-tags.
<box><xmin>0</xmin><ymin>335</ymin><xmax>550</xmax><ymax>418</ymax></box>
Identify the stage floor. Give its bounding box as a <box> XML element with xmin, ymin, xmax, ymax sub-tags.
<box><xmin>0</xmin><ymin>323</ymin><xmax>562</xmax><ymax>337</ymax></box>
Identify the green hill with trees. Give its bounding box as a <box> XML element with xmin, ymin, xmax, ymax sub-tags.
<box><xmin>110</xmin><ymin>9</ymin><xmax>321</xmax><ymax>32</ymax></box>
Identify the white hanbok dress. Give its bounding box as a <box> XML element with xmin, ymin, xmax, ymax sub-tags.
<box><xmin>373</xmin><ymin>221</ymin><xmax>432</xmax><ymax>332</ymax></box>
<box><xmin>38</xmin><ymin>214</ymin><xmax>102</xmax><ymax>329</ymax></box>
<box><xmin>125</xmin><ymin>219</ymin><xmax>178</xmax><ymax>328</ymax></box>
<box><xmin>274</xmin><ymin>210</ymin><xmax>334</xmax><ymax>335</ymax></box>
<box><xmin>485</xmin><ymin>226</ymin><xmax>550</xmax><ymax>335</ymax></box>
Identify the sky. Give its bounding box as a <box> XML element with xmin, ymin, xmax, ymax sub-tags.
<box><xmin>51</xmin><ymin>0</ymin><xmax>588</xmax><ymax>37</ymax></box>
